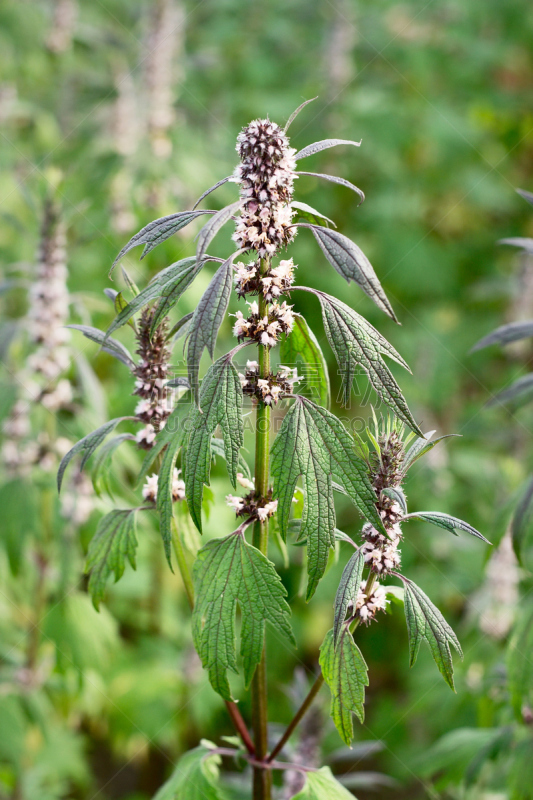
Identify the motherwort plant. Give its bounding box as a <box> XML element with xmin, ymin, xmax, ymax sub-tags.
<box><xmin>59</xmin><ymin>101</ymin><xmax>489</xmax><ymax>799</ymax></box>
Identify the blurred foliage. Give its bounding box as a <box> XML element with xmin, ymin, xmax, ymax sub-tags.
<box><xmin>1</xmin><ymin>0</ymin><xmax>533</xmax><ymax>798</ymax></box>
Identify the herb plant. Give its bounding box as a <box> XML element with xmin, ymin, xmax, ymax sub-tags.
<box><xmin>59</xmin><ymin>101</ymin><xmax>489</xmax><ymax>799</ymax></box>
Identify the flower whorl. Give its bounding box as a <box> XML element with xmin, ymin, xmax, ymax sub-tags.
<box><xmin>232</xmin><ymin>118</ymin><xmax>297</xmax><ymax>257</ymax></box>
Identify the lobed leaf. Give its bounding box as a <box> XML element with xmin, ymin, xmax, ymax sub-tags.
<box><xmin>294</xmin><ymin>288</ymin><xmax>421</xmax><ymax>435</ymax></box>
<box><xmin>402</xmin><ymin>511</ymin><xmax>490</xmax><ymax>544</ymax></box>
<box><xmin>67</xmin><ymin>325</ymin><xmax>135</xmax><ymax>369</ymax></box>
<box><xmin>57</xmin><ymin>417</ymin><xmax>132</xmax><ymax>492</ymax></box>
<box><xmin>186</xmin><ymin>255</ymin><xmax>236</xmax><ymax>402</ymax></box>
<box><xmin>196</xmin><ymin>200</ymin><xmax>241</xmax><ymax>267</ymax></box>
<box><xmin>192</xmin><ymin>176</ymin><xmax>232</xmax><ymax>211</ymax></box>
<box><xmin>210</xmin><ymin>436</ymin><xmax>251</xmax><ymax>479</ymax></box>
<box><xmin>280</xmin><ymin>314</ymin><xmax>331</xmax><ymax>408</ymax></box>
<box><xmin>152</xmin><ymin>744</ymin><xmax>223</xmax><ymax>800</ymax></box>
<box><xmin>106</xmin><ymin>256</ymin><xmax>202</xmax><ymax>338</ymax></box>
<box><xmin>192</xmin><ymin>531</ymin><xmax>294</xmax><ymax>700</ymax></box>
<box><xmin>184</xmin><ymin>353</ymin><xmax>244</xmax><ymax>532</ymax></box>
<box><xmin>400</xmin><ymin>577</ymin><xmax>462</xmax><ymax>690</ymax></box>
<box><xmin>470</xmin><ymin>320</ymin><xmax>533</xmax><ymax>352</ymax></box>
<box><xmin>294</xmin><ymin>138</ymin><xmax>362</xmax><ymax>161</ymax></box>
<box><xmin>320</xmin><ymin>628</ymin><xmax>369</xmax><ymax>746</ymax></box>
<box><xmin>333</xmin><ymin>550</ymin><xmax>365</xmax><ymax>646</ymax></box>
<box><xmin>111</xmin><ymin>210</ymin><xmax>212</xmax><ymax>272</ymax></box>
<box><xmin>296</xmin><ymin>171</ymin><xmax>365</xmax><ymax>204</ymax></box>
<box><xmin>302</xmin><ymin>225</ymin><xmax>396</xmax><ymax>320</ymax></box>
<box><xmin>86</xmin><ymin>509</ymin><xmax>138</xmax><ymax>609</ymax></box>
<box><xmin>271</xmin><ymin>395</ymin><xmax>386</xmax><ymax>599</ymax></box>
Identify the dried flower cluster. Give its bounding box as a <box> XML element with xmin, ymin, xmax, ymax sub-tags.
<box><xmin>226</xmin><ymin>473</ymin><xmax>278</xmax><ymax>522</ymax></box>
<box><xmin>234</xmin><ymin>257</ymin><xmax>296</xmax><ymax>300</ymax></box>
<box><xmin>142</xmin><ymin>468</ymin><xmax>185</xmax><ymax>504</ymax></box>
<box><xmin>239</xmin><ymin>360</ymin><xmax>301</xmax><ymax>406</ymax></box>
<box><xmin>133</xmin><ymin>307</ymin><xmax>173</xmax><ymax>449</ymax></box>
<box><xmin>232</xmin><ymin>118</ymin><xmax>297</xmax><ymax>257</ymax></box>
<box><xmin>233</xmin><ymin>300</ymin><xmax>295</xmax><ymax>347</ymax></box>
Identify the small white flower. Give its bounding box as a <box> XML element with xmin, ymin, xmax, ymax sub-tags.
<box><xmin>237</xmin><ymin>472</ymin><xmax>255</xmax><ymax>490</ymax></box>
<box><xmin>143</xmin><ymin>473</ymin><xmax>159</xmax><ymax>503</ymax></box>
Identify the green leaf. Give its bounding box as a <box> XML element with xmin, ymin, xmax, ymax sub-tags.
<box><xmin>292</xmin><ymin>767</ymin><xmax>357</xmax><ymax>799</ymax></box>
<box><xmin>271</xmin><ymin>396</ymin><xmax>385</xmax><ymax>599</ymax></box>
<box><xmin>106</xmin><ymin>257</ymin><xmax>203</xmax><ymax>337</ymax></box>
<box><xmin>192</xmin><ymin>176</ymin><xmax>232</xmax><ymax>210</ymax></box>
<box><xmin>157</xmin><ymin>423</ymin><xmax>187</xmax><ymax>569</ymax></box>
<box><xmin>0</xmin><ymin>479</ymin><xmax>38</xmax><ymax>574</ymax></box>
<box><xmin>284</xmin><ymin>96</ymin><xmax>318</xmax><ymax>132</ymax></box>
<box><xmin>295</xmin><ymin>288</ymin><xmax>422</xmax><ymax>435</ymax></box>
<box><xmin>152</xmin><ymin>744</ymin><xmax>223</xmax><ymax>800</ymax></box>
<box><xmin>67</xmin><ymin>325</ymin><xmax>135</xmax><ymax>369</ymax></box>
<box><xmin>400</xmin><ymin>577</ymin><xmax>462</xmax><ymax>690</ymax></box>
<box><xmin>292</xmin><ymin>201</ymin><xmax>337</xmax><ymax>228</ymax></box>
<box><xmin>512</xmin><ymin>475</ymin><xmax>533</xmax><ymax>564</ymax></box>
<box><xmin>186</xmin><ymin>256</ymin><xmax>236</xmax><ymax>403</ymax></box>
<box><xmin>111</xmin><ymin>210</ymin><xmax>213</xmax><ymax>272</ymax></box>
<box><xmin>168</xmin><ymin>311</ymin><xmax>194</xmax><ymax>341</ymax></box>
<box><xmin>486</xmin><ymin>372</ymin><xmax>533</xmax><ymax>409</ymax></box>
<box><xmin>401</xmin><ymin>430</ymin><xmax>458</xmax><ymax>474</ymax></box>
<box><xmin>192</xmin><ymin>531</ymin><xmax>294</xmax><ymax>700</ymax></box>
<box><xmin>320</xmin><ymin>628</ymin><xmax>368</xmax><ymax>747</ymax></box>
<box><xmin>184</xmin><ymin>353</ymin><xmax>244</xmax><ymax>532</ymax></box>
<box><xmin>508</xmin><ymin>606</ymin><xmax>533</xmax><ymax>715</ymax></box>
<box><xmin>470</xmin><ymin>320</ymin><xmax>533</xmax><ymax>352</ymax></box>
<box><xmin>333</xmin><ymin>550</ymin><xmax>365</xmax><ymax>646</ymax></box>
<box><xmin>297</xmin><ymin>170</ymin><xmax>365</xmax><ymax>205</ymax></box>
<box><xmin>196</xmin><ymin>201</ymin><xmax>241</xmax><ymax>267</ymax></box>
<box><xmin>86</xmin><ymin>509</ymin><xmax>138</xmax><ymax>608</ymax></box>
<box><xmin>294</xmin><ymin>138</ymin><xmax>362</xmax><ymax>160</ymax></box>
<box><xmin>91</xmin><ymin>433</ymin><xmax>136</xmax><ymax>498</ymax></box>
<box><xmin>210</xmin><ymin>436</ymin><xmax>251</xmax><ymax>479</ymax></box>
<box><xmin>402</xmin><ymin>511</ymin><xmax>490</xmax><ymax>543</ymax></box>
<box><xmin>509</xmin><ymin>737</ymin><xmax>533</xmax><ymax>800</ymax></box>
<box><xmin>280</xmin><ymin>315</ymin><xmax>331</xmax><ymax>408</ymax></box>
<box><xmin>303</xmin><ymin>225</ymin><xmax>396</xmax><ymax>320</ymax></box>
<box><xmin>57</xmin><ymin>417</ymin><xmax>132</xmax><ymax>492</ymax></box>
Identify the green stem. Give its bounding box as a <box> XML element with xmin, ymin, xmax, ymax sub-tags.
<box><xmin>252</xmin><ymin>259</ymin><xmax>272</xmax><ymax>800</ymax></box>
